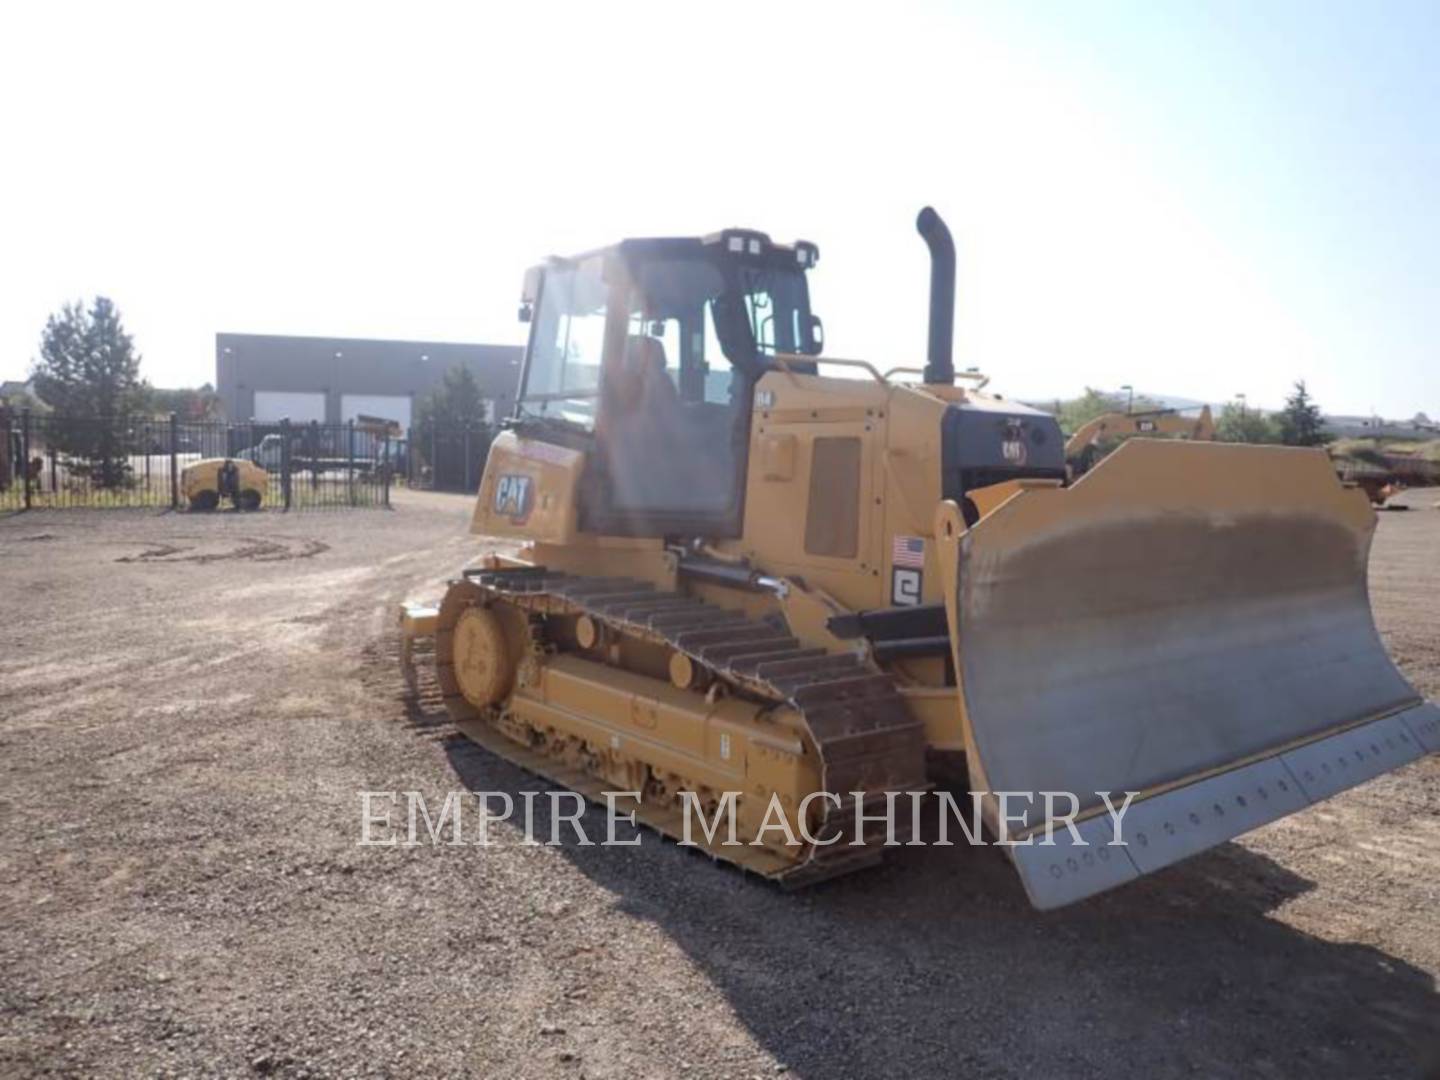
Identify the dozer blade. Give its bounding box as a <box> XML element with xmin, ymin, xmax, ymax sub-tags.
<box><xmin>936</xmin><ymin>439</ymin><xmax>1439</xmax><ymax>911</ymax></box>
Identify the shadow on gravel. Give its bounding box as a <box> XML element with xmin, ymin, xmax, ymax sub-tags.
<box><xmin>428</xmin><ymin>724</ymin><xmax>1440</xmax><ymax>1080</ymax></box>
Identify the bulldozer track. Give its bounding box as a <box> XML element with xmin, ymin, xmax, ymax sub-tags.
<box><xmin>436</xmin><ymin>567</ymin><xmax>929</xmax><ymax>887</ymax></box>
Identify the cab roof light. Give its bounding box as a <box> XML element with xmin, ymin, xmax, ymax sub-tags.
<box><xmin>708</xmin><ymin>228</ymin><xmax>774</xmax><ymax>255</ymax></box>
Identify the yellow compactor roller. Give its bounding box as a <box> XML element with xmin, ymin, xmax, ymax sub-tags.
<box><xmin>181</xmin><ymin>458</ymin><xmax>268</xmax><ymax>511</ymax></box>
<box><xmin>401</xmin><ymin>209</ymin><xmax>1438</xmax><ymax>909</ymax></box>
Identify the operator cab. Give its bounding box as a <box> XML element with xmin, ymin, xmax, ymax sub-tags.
<box><xmin>513</xmin><ymin>230</ymin><xmax>823</xmax><ymax>537</ymax></box>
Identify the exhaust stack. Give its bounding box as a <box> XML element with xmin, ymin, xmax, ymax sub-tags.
<box><xmin>916</xmin><ymin>206</ymin><xmax>956</xmax><ymax>386</ymax></box>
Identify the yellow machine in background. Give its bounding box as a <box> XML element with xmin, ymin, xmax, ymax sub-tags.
<box><xmin>401</xmin><ymin>209</ymin><xmax>1438</xmax><ymax>909</ymax></box>
<box><xmin>181</xmin><ymin>458</ymin><xmax>269</xmax><ymax>511</ymax></box>
<box><xmin>1065</xmin><ymin>405</ymin><xmax>1215</xmax><ymax>475</ymax></box>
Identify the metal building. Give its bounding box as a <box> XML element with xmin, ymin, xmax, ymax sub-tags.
<box><xmin>215</xmin><ymin>333</ymin><xmax>523</xmax><ymax>428</ymax></box>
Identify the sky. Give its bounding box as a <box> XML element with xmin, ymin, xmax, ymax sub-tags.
<box><xmin>1</xmin><ymin>0</ymin><xmax>1436</xmax><ymax>418</ymax></box>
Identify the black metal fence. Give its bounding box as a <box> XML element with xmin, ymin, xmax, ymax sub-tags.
<box><xmin>0</xmin><ymin>411</ymin><xmax>395</xmax><ymax>511</ymax></box>
<box><xmin>406</xmin><ymin>423</ymin><xmax>494</xmax><ymax>493</ymax></box>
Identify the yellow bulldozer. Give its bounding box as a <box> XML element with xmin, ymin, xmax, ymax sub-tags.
<box><xmin>401</xmin><ymin>209</ymin><xmax>1438</xmax><ymax>909</ymax></box>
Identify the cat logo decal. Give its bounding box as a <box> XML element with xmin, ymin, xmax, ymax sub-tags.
<box><xmin>493</xmin><ymin>474</ymin><xmax>534</xmax><ymax>523</ymax></box>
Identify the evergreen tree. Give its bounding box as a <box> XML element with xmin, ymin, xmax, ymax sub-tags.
<box><xmin>29</xmin><ymin>297</ymin><xmax>144</xmax><ymax>486</ymax></box>
<box><xmin>413</xmin><ymin>365</ymin><xmax>492</xmax><ymax>489</ymax></box>
<box><xmin>415</xmin><ymin>364</ymin><xmax>488</xmax><ymax>434</ymax></box>
<box><xmin>32</xmin><ymin>297</ymin><xmax>143</xmax><ymax>417</ymax></box>
<box><xmin>1277</xmin><ymin>380</ymin><xmax>1328</xmax><ymax>446</ymax></box>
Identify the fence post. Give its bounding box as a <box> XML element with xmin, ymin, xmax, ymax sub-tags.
<box><xmin>169</xmin><ymin>412</ymin><xmax>179</xmax><ymax>509</ymax></box>
<box><xmin>280</xmin><ymin>418</ymin><xmax>292</xmax><ymax>510</ymax></box>
<box><xmin>463</xmin><ymin>424</ymin><xmax>472</xmax><ymax>493</ymax></box>
<box><xmin>346</xmin><ymin>419</ymin><xmax>355</xmax><ymax>506</ymax></box>
<box><xmin>308</xmin><ymin>420</ymin><xmax>319</xmax><ymax>491</ymax></box>
<box><xmin>382</xmin><ymin>431</ymin><xmax>391</xmax><ymax>507</ymax></box>
<box><xmin>21</xmin><ymin>409</ymin><xmax>31</xmax><ymax>510</ymax></box>
<box><xmin>430</xmin><ymin>424</ymin><xmax>437</xmax><ymax>491</ymax></box>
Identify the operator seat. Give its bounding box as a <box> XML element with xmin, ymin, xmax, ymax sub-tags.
<box><xmin>623</xmin><ymin>335</ymin><xmax>679</xmax><ymax>409</ymax></box>
<box><xmin>605</xmin><ymin>335</ymin><xmax>694</xmax><ymax>514</ymax></box>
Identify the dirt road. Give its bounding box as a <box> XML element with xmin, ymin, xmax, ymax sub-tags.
<box><xmin>2</xmin><ymin>489</ymin><xmax>1437</xmax><ymax>1078</ymax></box>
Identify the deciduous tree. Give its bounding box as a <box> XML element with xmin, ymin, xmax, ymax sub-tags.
<box><xmin>1216</xmin><ymin>400</ymin><xmax>1281</xmax><ymax>444</ymax></box>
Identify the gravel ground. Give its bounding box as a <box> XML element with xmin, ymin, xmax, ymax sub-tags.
<box><xmin>1</xmin><ymin>487</ymin><xmax>1437</xmax><ymax>1079</ymax></box>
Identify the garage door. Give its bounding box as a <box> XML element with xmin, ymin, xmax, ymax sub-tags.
<box><xmin>253</xmin><ymin>391</ymin><xmax>327</xmax><ymax>424</ymax></box>
<box><xmin>340</xmin><ymin>394</ymin><xmax>412</xmax><ymax>431</ymax></box>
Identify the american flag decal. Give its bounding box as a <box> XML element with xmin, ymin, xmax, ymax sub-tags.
<box><xmin>892</xmin><ymin>535</ymin><xmax>926</xmax><ymax>569</ymax></box>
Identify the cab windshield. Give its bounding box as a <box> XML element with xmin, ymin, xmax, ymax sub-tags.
<box><xmin>517</xmin><ymin>255</ymin><xmax>608</xmax><ymax>429</ymax></box>
<box><xmin>515</xmin><ymin>240</ymin><xmax>819</xmax><ymax>534</ymax></box>
<box><xmin>598</xmin><ymin>251</ymin><xmax>815</xmax><ymax>521</ymax></box>
<box><xmin>517</xmin><ymin>247</ymin><xmax>818</xmax><ymax>434</ymax></box>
